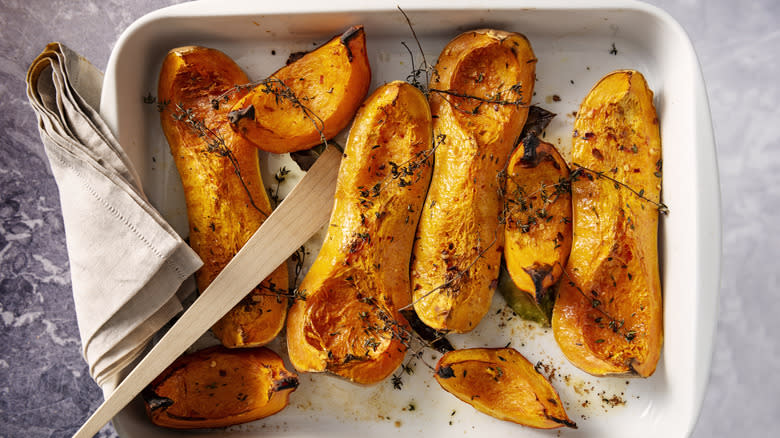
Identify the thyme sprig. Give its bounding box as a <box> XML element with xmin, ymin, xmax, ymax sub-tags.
<box><xmin>163</xmin><ymin>102</ymin><xmax>268</xmax><ymax>218</ymax></box>
<box><xmin>400</xmin><ymin>226</ymin><xmax>501</xmax><ymax>312</ymax></box>
<box><xmin>559</xmin><ymin>266</ymin><xmax>638</xmax><ymax>343</ymax></box>
<box><xmin>429</xmin><ymin>85</ymin><xmax>531</xmax><ymax>116</ymax></box>
<box><xmin>502</xmin><ymin>173</ymin><xmax>572</xmax><ymax>234</ymax></box>
<box><xmin>254</xmin><ymin>281</ymin><xmax>308</xmax><ymax>302</ymax></box>
<box><xmin>211</xmin><ymin>77</ymin><xmax>329</xmax><ymax>148</ymax></box>
<box><xmin>398</xmin><ymin>6</ymin><xmax>433</xmax><ymax>92</ymax></box>
<box><xmin>268</xmin><ymin>166</ymin><xmax>291</xmax><ymax>207</ymax></box>
<box><xmin>155</xmin><ymin>63</ymin><xmax>338</xmax><ymax>310</ymax></box>
<box><xmin>398</xmin><ymin>7</ymin><xmax>529</xmax><ymax>114</ymax></box>
<box><xmin>290</xmin><ymin>245</ymin><xmax>307</xmax><ymax>287</ymax></box>
<box><xmin>572</xmin><ymin>163</ymin><xmax>668</xmax><ymax>214</ymax></box>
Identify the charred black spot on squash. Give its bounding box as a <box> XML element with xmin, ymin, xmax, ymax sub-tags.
<box><xmin>547</xmin><ymin>415</ymin><xmax>578</xmax><ymax>429</ymax></box>
<box><xmin>522</xmin><ymin>263</ymin><xmax>553</xmax><ymax>297</ymax></box>
<box><xmin>227</xmin><ymin>104</ymin><xmax>255</xmax><ymax>125</ymax></box>
<box><xmin>141</xmin><ymin>388</ymin><xmax>174</xmax><ymax>412</ymax></box>
<box><xmin>400</xmin><ymin>309</ymin><xmax>454</xmax><ymax>354</ymax></box>
<box><xmin>273</xmin><ymin>376</ymin><xmax>300</xmax><ymax>392</ymax></box>
<box><xmin>339</xmin><ymin>25</ymin><xmax>363</xmax><ymax>62</ymax></box>
<box><xmin>437</xmin><ymin>364</ymin><xmax>456</xmax><ymax>379</ymax></box>
<box><xmin>519</xmin><ymin>134</ymin><xmax>540</xmax><ymax>166</ymax></box>
<box><xmin>519</xmin><ymin>105</ymin><xmax>555</xmax><ymax>139</ymax></box>
<box><xmin>285</xmin><ymin>51</ymin><xmax>308</xmax><ymax>65</ymax></box>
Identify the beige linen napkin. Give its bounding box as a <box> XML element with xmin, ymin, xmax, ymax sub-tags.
<box><xmin>25</xmin><ymin>43</ymin><xmax>203</xmax><ymax>388</ymax></box>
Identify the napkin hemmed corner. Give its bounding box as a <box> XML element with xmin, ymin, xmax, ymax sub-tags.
<box><xmin>26</xmin><ymin>42</ymin><xmax>203</xmax><ymax>388</ymax></box>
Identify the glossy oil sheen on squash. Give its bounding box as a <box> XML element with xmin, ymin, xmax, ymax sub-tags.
<box><xmin>411</xmin><ymin>29</ymin><xmax>536</xmax><ymax>333</ymax></box>
<box><xmin>434</xmin><ymin>348</ymin><xmax>576</xmax><ymax>429</ymax></box>
<box><xmin>158</xmin><ymin>46</ymin><xmax>287</xmax><ymax>348</ymax></box>
<box><xmin>229</xmin><ymin>25</ymin><xmax>371</xmax><ymax>154</ymax></box>
<box><xmin>143</xmin><ymin>346</ymin><xmax>298</xmax><ymax>429</ymax></box>
<box><xmin>286</xmin><ymin>81</ymin><xmax>433</xmax><ymax>384</ymax></box>
<box><xmin>552</xmin><ymin>70</ymin><xmax>663</xmax><ymax>377</ymax></box>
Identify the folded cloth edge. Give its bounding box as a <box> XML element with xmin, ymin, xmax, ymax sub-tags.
<box><xmin>25</xmin><ymin>42</ymin><xmax>203</xmax><ymax>388</ymax></box>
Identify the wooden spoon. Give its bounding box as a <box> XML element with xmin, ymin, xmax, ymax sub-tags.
<box><xmin>73</xmin><ymin>145</ymin><xmax>341</xmax><ymax>438</ymax></box>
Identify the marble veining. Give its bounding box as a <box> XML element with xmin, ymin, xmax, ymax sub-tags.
<box><xmin>0</xmin><ymin>2</ymin><xmax>180</xmax><ymax>437</ymax></box>
<box><xmin>1</xmin><ymin>1</ymin><xmax>779</xmax><ymax>437</ymax></box>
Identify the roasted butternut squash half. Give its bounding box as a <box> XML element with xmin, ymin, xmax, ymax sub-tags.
<box><xmin>503</xmin><ymin>135</ymin><xmax>571</xmax><ymax>305</ymax></box>
<box><xmin>552</xmin><ymin>70</ymin><xmax>663</xmax><ymax>377</ymax></box>
<box><xmin>158</xmin><ymin>46</ymin><xmax>288</xmax><ymax>348</ymax></box>
<box><xmin>229</xmin><ymin>25</ymin><xmax>371</xmax><ymax>154</ymax></box>
<box><xmin>286</xmin><ymin>81</ymin><xmax>433</xmax><ymax>384</ymax></box>
<box><xmin>411</xmin><ymin>29</ymin><xmax>536</xmax><ymax>333</ymax></box>
<box><xmin>143</xmin><ymin>346</ymin><xmax>298</xmax><ymax>429</ymax></box>
<box><xmin>434</xmin><ymin>348</ymin><xmax>575</xmax><ymax>429</ymax></box>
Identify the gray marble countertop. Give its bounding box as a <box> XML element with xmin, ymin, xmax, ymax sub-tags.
<box><xmin>1</xmin><ymin>0</ymin><xmax>777</xmax><ymax>437</ymax></box>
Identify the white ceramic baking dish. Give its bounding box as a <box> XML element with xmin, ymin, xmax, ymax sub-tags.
<box><xmin>100</xmin><ymin>0</ymin><xmax>720</xmax><ymax>437</ymax></box>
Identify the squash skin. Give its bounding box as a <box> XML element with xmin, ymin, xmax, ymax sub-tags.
<box><xmin>143</xmin><ymin>346</ymin><xmax>298</xmax><ymax>429</ymax></box>
<box><xmin>286</xmin><ymin>81</ymin><xmax>433</xmax><ymax>384</ymax></box>
<box><xmin>504</xmin><ymin>136</ymin><xmax>572</xmax><ymax>303</ymax></box>
<box><xmin>158</xmin><ymin>46</ymin><xmax>288</xmax><ymax>348</ymax></box>
<box><xmin>552</xmin><ymin>70</ymin><xmax>663</xmax><ymax>377</ymax></box>
<box><xmin>434</xmin><ymin>348</ymin><xmax>575</xmax><ymax>429</ymax></box>
<box><xmin>411</xmin><ymin>30</ymin><xmax>536</xmax><ymax>333</ymax></box>
<box><xmin>229</xmin><ymin>26</ymin><xmax>371</xmax><ymax>154</ymax></box>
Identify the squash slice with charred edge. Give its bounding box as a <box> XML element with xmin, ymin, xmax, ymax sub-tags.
<box><xmin>143</xmin><ymin>346</ymin><xmax>298</xmax><ymax>429</ymax></box>
<box><xmin>411</xmin><ymin>29</ymin><xmax>536</xmax><ymax>333</ymax></box>
<box><xmin>434</xmin><ymin>348</ymin><xmax>576</xmax><ymax>429</ymax></box>
<box><xmin>503</xmin><ymin>135</ymin><xmax>571</xmax><ymax>315</ymax></box>
<box><xmin>552</xmin><ymin>69</ymin><xmax>663</xmax><ymax>377</ymax></box>
<box><xmin>229</xmin><ymin>25</ymin><xmax>371</xmax><ymax>154</ymax></box>
<box><xmin>158</xmin><ymin>46</ymin><xmax>288</xmax><ymax>348</ymax></box>
<box><xmin>286</xmin><ymin>81</ymin><xmax>433</xmax><ymax>384</ymax></box>
<box><xmin>497</xmin><ymin>263</ymin><xmax>554</xmax><ymax>327</ymax></box>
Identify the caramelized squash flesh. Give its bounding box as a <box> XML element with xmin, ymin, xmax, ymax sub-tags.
<box><xmin>158</xmin><ymin>46</ymin><xmax>288</xmax><ymax>348</ymax></box>
<box><xmin>144</xmin><ymin>346</ymin><xmax>298</xmax><ymax>429</ymax></box>
<box><xmin>435</xmin><ymin>348</ymin><xmax>575</xmax><ymax>429</ymax></box>
<box><xmin>503</xmin><ymin>135</ymin><xmax>571</xmax><ymax>307</ymax></box>
<box><xmin>229</xmin><ymin>26</ymin><xmax>371</xmax><ymax>154</ymax></box>
<box><xmin>286</xmin><ymin>81</ymin><xmax>433</xmax><ymax>384</ymax></box>
<box><xmin>552</xmin><ymin>70</ymin><xmax>663</xmax><ymax>376</ymax></box>
<box><xmin>411</xmin><ymin>29</ymin><xmax>536</xmax><ymax>333</ymax></box>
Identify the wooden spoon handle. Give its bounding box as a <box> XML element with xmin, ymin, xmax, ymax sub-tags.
<box><xmin>73</xmin><ymin>145</ymin><xmax>341</xmax><ymax>438</ymax></box>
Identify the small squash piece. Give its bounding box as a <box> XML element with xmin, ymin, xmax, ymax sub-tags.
<box><xmin>434</xmin><ymin>348</ymin><xmax>576</xmax><ymax>429</ymax></box>
<box><xmin>143</xmin><ymin>346</ymin><xmax>298</xmax><ymax>429</ymax></box>
<box><xmin>229</xmin><ymin>25</ymin><xmax>371</xmax><ymax>154</ymax></box>
<box><xmin>158</xmin><ymin>46</ymin><xmax>288</xmax><ymax>348</ymax></box>
<box><xmin>503</xmin><ymin>135</ymin><xmax>571</xmax><ymax>309</ymax></box>
<box><xmin>552</xmin><ymin>70</ymin><xmax>663</xmax><ymax>377</ymax></box>
<box><xmin>411</xmin><ymin>29</ymin><xmax>536</xmax><ymax>333</ymax></box>
<box><xmin>286</xmin><ymin>81</ymin><xmax>433</xmax><ymax>384</ymax></box>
